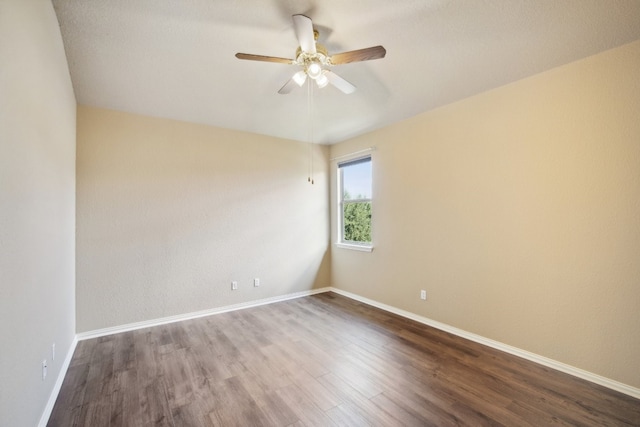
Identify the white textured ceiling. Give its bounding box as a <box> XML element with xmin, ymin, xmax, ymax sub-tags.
<box><xmin>52</xmin><ymin>0</ymin><xmax>640</xmax><ymax>144</ymax></box>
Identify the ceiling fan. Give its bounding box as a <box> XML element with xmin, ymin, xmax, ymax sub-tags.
<box><xmin>235</xmin><ymin>14</ymin><xmax>386</xmax><ymax>95</ymax></box>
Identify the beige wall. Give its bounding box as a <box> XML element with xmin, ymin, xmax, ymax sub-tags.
<box><xmin>0</xmin><ymin>0</ymin><xmax>77</xmax><ymax>425</ymax></box>
<box><xmin>76</xmin><ymin>106</ymin><xmax>330</xmax><ymax>332</ymax></box>
<box><xmin>330</xmin><ymin>41</ymin><xmax>640</xmax><ymax>389</ymax></box>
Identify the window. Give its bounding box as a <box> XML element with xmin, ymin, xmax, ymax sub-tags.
<box><xmin>338</xmin><ymin>156</ymin><xmax>372</xmax><ymax>251</ymax></box>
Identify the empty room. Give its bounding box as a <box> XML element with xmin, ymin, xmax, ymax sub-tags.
<box><xmin>1</xmin><ymin>0</ymin><xmax>639</xmax><ymax>426</ymax></box>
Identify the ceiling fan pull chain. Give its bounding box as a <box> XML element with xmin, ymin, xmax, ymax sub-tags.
<box><xmin>307</xmin><ymin>78</ymin><xmax>311</xmax><ymax>183</ymax></box>
<box><xmin>307</xmin><ymin>78</ymin><xmax>314</xmax><ymax>184</ymax></box>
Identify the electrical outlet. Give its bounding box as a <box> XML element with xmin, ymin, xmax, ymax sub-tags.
<box><xmin>254</xmin><ymin>278</ymin><xmax>260</xmax><ymax>287</ymax></box>
<box><xmin>42</xmin><ymin>360</ymin><xmax>47</xmax><ymax>380</ymax></box>
<box><xmin>231</xmin><ymin>281</ymin><xmax>238</xmax><ymax>290</ymax></box>
<box><xmin>420</xmin><ymin>290</ymin><xmax>427</xmax><ymax>300</ymax></box>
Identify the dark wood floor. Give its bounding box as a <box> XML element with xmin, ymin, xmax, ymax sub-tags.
<box><xmin>49</xmin><ymin>292</ymin><xmax>639</xmax><ymax>426</ymax></box>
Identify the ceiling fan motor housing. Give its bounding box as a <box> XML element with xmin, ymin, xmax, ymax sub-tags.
<box><xmin>295</xmin><ymin>41</ymin><xmax>329</xmax><ymax>80</ymax></box>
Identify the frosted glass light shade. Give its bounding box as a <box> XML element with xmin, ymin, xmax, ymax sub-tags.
<box><xmin>307</xmin><ymin>62</ymin><xmax>322</xmax><ymax>79</ymax></box>
<box><xmin>316</xmin><ymin>73</ymin><xmax>329</xmax><ymax>88</ymax></box>
<box><xmin>293</xmin><ymin>71</ymin><xmax>307</xmax><ymax>86</ymax></box>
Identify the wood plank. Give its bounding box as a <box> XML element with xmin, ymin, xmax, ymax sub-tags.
<box><xmin>109</xmin><ymin>368</ymin><xmax>140</xmax><ymax>426</ymax></box>
<box><xmin>207</xmin><ymin>376</ymin><xmax>271</xmax><ymax>426</ymax></box>
<box><xmin>238</xmin><ymin>371</ymin><xmax>299</xmax><ymax>426</ymax></box>
<box><xmin>275</xmin><ymin>383</ymin><xmax>338</xmax><ymax>427</ymax></box>
<box><xmin>325</xmin><ymin>402</ymin><xmax>372</xmax><ymax>426</ymax></box>
<box><xmin>139</xmin><ymin>378</ymin><xmax>174</xmax><ymax>426</ymax></box>
<box><xmin>369</xmin><ymin>392</ymin><xmax>437</xmax><ymax>427</ymax></box>
<box><xmin>316</xmin><ymin>373</ymin><xmax>403</xmax><ymax>426</ymax></box>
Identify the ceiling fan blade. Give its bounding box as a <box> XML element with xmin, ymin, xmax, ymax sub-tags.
<box><xmin>292</xmin><ymin>14</ymin><xmax>316</xmax><ymax>54</ymax></box>
<box><xmin>235</xmin><ymin>53</ymin><xmax>293</xmax><ymax>64</ymax></box>
<box><xmin>278</xmin><ymin>77</ymin><xmax>298</xmax><ymax>94</ymax></box>
<box><xmin>325</xmin><ymin>71</ymin><xmax>356</xmax><ymax>94</ymax></box>
<box><xmin>330</xmin><ymin>46</ymin><xmax>386</xmax><ymax>65</ymax></box>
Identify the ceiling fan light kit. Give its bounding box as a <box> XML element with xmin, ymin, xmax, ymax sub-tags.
<box><xmin>235</xmin><ymin>14</ymin><xmax>386</xmax><ymax>94</ymax></box>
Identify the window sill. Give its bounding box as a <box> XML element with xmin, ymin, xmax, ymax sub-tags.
<box><xmin>336</xmin><ymin>242</ymin><xmax>373</xmax><ymax>252</ymax></box>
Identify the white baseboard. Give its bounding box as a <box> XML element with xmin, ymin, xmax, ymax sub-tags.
<box><xmin>77</xmin><ymin>287</ymin><xmax>332</xmax><ymax>341</ymax></box>
<box><xmin>329</xmin><ymin>287</ymin><xmax>640</xmax><ymax>400</ymax></box>
<box><xmin>38</xmin><ymin>335</ymin><xmax>78</xmax><ymax>427</ymax></box>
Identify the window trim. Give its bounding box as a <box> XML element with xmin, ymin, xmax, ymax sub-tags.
<box><xmin>336</xmin><ymin>241</ymin><xmax>374</xmax><ymax>252</ymax></box>
<box><xmin>337</xmin><ymin>154</ymin><xmax>373</xmax><ymax>251</ymax></box>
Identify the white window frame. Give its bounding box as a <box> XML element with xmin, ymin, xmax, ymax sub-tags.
<box><xmin>337</xmin><ymin>155</ymin><xmax>373</xmax><ymax>252</ymax></box>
